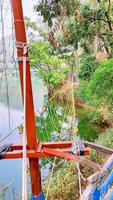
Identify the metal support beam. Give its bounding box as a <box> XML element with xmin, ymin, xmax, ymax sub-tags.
<box><xmin>11</xmin><ymin>0</ymin><xmax>42</xmax><ymax>196</ymax></box>
<box><xmin>3</xmin><ymin>142</ymin><xmax>89</xmax><ymax>160</ymax></box>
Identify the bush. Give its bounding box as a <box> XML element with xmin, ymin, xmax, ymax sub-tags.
<box><xmin>30</xmin><ymin>40</ymin><xmax>71</xmax><ymax>90</ymax></box>
<box><xmin>87</xmin><ymin>58</ymin><xmax>113</xmax><ymax>107</ymax></box>
<box><xmin>88</xmin><ymin>110</ymin><xmax>103</xmax><ymax>125</ymax></box>
<box><xmin>76</xmin><ymin>80</ymin><xmax>88</xmax><ymax>100</ymax></box>
<box><xmin>44</xmin><ymin>161</ymin><xmax>79</xmax><ymax>200</ymax></box>
<box><xmin>90</xmin><ymin>129</ymin><xmax>113</xmax><ymax>163</ymax></box>
<box><xmin>78</xmin><ymin>54</ymin><xmax>99</xmax><ymax>81</ymax></box>
<box><xmin>95</xmin><ymin>128</ymin><xmax>113</xmax><ymax>148</ymax></box>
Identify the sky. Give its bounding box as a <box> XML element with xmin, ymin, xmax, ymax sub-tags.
<box><xmin>22</xmin><ymin>0</ymin><xmax>37</xmax><ymax>20</ymax></box>
<box><xmin>0</xmin><ymin>0</ymin><xmax>44</xmax><ymax>38</ymax></box>
<box><xmin>22</xmin><ymin>0</ymin><xmax>47</xmax><ymax>29</ymax></box>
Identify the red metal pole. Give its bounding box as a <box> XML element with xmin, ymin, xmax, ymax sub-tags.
<box><xmin>11</xmin><ymin>0</ymin><xmax>42</xmax><ymax>196</ymax></box>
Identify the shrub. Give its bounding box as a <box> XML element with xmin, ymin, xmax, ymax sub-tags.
<box><xmin>88</xmin><ymin>110</ymin><xmax>103</xmax><ymax>125</ymax></box>
<box><xmin>44</xmin><ymin>161</ymin><xmax>79</xmax><ymax>200</ymax></box>
<box><xmin>76</xmin><ymin>80</ymin><xmax>89</xmax><ymax>101</ymax></box>
<box><xmin>87</xmin><ymin>58</ymin><xmax>113</xmax><ymax>107</ymax></box>
<box><xmin>90</xmin><ymin>129</ymin><xmax>113</xmax><ymax>163</ymax></box>
<box><xmin>78</xmin><ymin>54</ymin><xmax>99</xmax><ymax>81</ymax></box>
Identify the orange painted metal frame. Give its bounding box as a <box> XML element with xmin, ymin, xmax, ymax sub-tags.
<box><xmin>3</xmin><ymin>142</ymin><xmax>90</xmax><ymax>160</ymax></box>
<box><xmin>11</xmin><ymin>141</ymin><xmax>72</xmax><ymax>151</ymax></box>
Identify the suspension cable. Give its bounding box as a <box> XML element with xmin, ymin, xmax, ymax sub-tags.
<box><xmin>0</xmin><ymin>125</ymin><xmax>21</xmax><ymax>144</ymax></box>
<box><xmin>21</xmin><ymin>43</ymin><xmax>28</xmax><ymax>200</ymax></box>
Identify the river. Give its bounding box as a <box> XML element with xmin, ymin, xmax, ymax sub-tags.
<box><xmin>0</xmin><ymin>74</ymin><xmax>47</xmax><ymax>199</ymax></box>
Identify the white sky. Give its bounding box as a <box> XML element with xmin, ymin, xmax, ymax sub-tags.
<box><xmin>0</xmin><ymin>0</ymin><xmax>37</xmax><ymax>38</ymax></box>
<box><xmin>0</xmin><ymin>0</ymin><xmax>42</xmax><ymax>38</ymax></box>
<box><xmin>22</xmin><ymin>0</ymin><xmax>37</xmax><ymax>20</ymax></box>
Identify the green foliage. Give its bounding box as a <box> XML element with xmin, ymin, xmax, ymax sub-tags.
<box><xmin>35</xmin><ymin>0</ymin><xmax>80</xmax><ymax>27</ymax></box>
<box><xmin>79</xmin><ymin>54</ymin><xmax>99</xmax><ymax>81</ymax></box>
<box><xmin>88</xmin><ymin>110</ymin><xmax>103</xmax><ymax>125</ymax></box>
<box><xmin>25</xmin><ymin>16</ymin><xmax>47</xmax><ymax>39</ymax></box>
<box><xmin>76</xmin><ymin>80</ymin><xmax>89</xmax><ymax>102</ymax></box>
<box><xmin>36</xmin><ymin>101</ymin><xmax>100</xmax><ymax>143</ymax></box>
<box><xmin>35</xmin><ymin>0</ymin><xmax>113</xmax><ymax>56</ymax></box>
<box><xmin>63</xmin><ymin>16</ymin><xmax>79</xmax><ymax>49</ymax></box>
<box><xmin>96</xmin><ymin>128</ymin><xmax>113</xmax><ymax>148</ymax></box>
<box><xmin>87</xmin><ymin>58</ymin><xmax>113</xmax><ymax>107</ymax></box>
<box><xmin>76</xmin><ymin>108</ymin><xmax>100</xmax><ymax>142</ymax></box>
<box><xmin>91</xmin><ymin>128</ymin><xmax>113</xmax><ymax>163</ymax></box>
<box><xmin>36</xmin><ymin>102</ymin><xmax>67</xmax><ymax>141</ymax></box>
<box><xmin>30</xmin><ymin>41</ymin><xmax>71</xmax><ymax>89</ymax></box>
<box><xmin>29</xmin><ymin>41</ymin><xmax>54</xmax><ymax>67</ymax></box>
<box><xmin>77</xmin><ymin>58</ymin><xmax>113</xmax><ymax>108</ymax></box>
<box><xmin>34</xmin><ymin>0</ymin><xmax>61</xmax><ymax>27</ymax></box>
<box><xmin>25</xmin><ymin>16</ymin><xmax>38</xmax><ymax>31</ymax></box>
<box><xmin>43</xmin><ymin>161</ymin><xmax>79</xmax><ymax>200</ymax></box>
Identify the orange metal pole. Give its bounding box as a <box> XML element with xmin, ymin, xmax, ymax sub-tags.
<box><xmin>11</xmin><ymin>0</ymin><xmax>42</xmax><ymax>197</ymax></box>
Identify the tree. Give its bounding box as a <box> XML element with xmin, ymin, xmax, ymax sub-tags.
<box><xmin>34</xmin><ymin>0</ymin><xmax>61</xmax><ymax>27</ymax></box>
<box><xmin>25</xmin><ymin>16</ymin><xmax>47</xmax><ymax>40</ymax></box>
<box><xmin>29</xmin><ymin>41</ymin><xmax>71</xmax><ymax>95</ymax></box>
<box><xmin>35</xmin><ymin>0</ymin><xmax>113</xmax><ymax>57</ymax></box>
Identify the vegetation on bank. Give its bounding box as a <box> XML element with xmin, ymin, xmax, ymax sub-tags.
<box><xmin>29</xmin><ymin>40</ymin><xmax>75</xmax><ymax>97</ymax></box>
<box><xmin>77</xmin><ymin>57</ymin><xmax>113</xmax><ymax>128</ymax></box>
<box><xmin>91</xmin><ymin>128</ymin><xmax>113</xmax><ymax>163</ymax></box>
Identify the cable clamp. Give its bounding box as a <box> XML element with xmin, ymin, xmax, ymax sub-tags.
<box><xmin>17</xmin><ymin>57</ymin><xmax>30</xmax><ymax>62</ymax></box>
<box><xmin>16</xmin><ymin>41</ymin><xmax>29</xmax><ymax>54</ymax></box>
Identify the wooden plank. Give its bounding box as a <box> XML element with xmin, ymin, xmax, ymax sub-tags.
<box><xmin>78</xmin><ymin>157</ymin><xmax>101</xmax><ymax>172</ymax></box>
<box><xmin>84</xmin><ymin>141</ymin><xmax>113</xmax><ymax>154</ymax></box>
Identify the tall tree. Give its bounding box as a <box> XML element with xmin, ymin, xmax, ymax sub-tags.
<box><xmin>35</xmin><ymin>0</ymin><xmax>113</xmax><ymax>57</ymax></box>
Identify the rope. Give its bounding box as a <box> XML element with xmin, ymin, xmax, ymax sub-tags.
<box><xmin>45</xmin><ymin>158</ymin><xmax>56</xmax><ymax>200</ymax></box>
<box><xmin>44</xmin><ymin>74</ymin><xmax>83</xmax><ymax>199</ymax></box>
<box><xmin>44</xmin><ymin>85</ymin><xmax>73</xmax><ymax>198</ymax></box>
<box><xmin>0</xmin><ymin>125</ymin><xmax>21</xmax><ymax>144</ymax></box>
<box><xmin>44</xmin><ymin>99</ymin><xmax>72</xmax><ymax>196</ymax></box>
<box><xmin>70</xmin><ymin>72</ymin><xmax>83</xmax><ymax>198</ymax></box>
<box><xmin>21</xmin><ymin>42</ymin><xmax>28</xmax><ymax>200</ymax></box>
